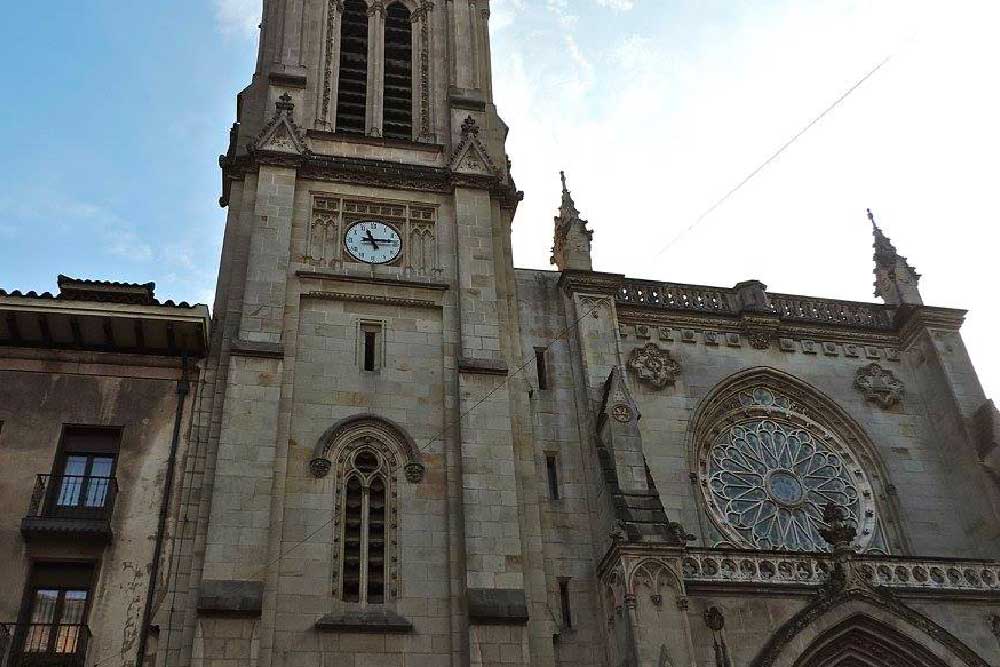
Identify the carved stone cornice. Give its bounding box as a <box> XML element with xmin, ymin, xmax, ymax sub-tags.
<box><xmin>301</xmin><ymin>291</ymin><xmax>439</xmax><ymax>309</ymax></box>
<box><xmin>558</xmin><ymin>270</ymin><xmax>625</xmax><ymax>296</ymax></box>
<box><xmin>221</xmin><ymin>151</ymin><xmax>521</xmax><ymax>205</ymax></box>
<box><xmin>617</xmin><ymin>308</ymin><xmax>902</xmax><ymax>347</ymax></box>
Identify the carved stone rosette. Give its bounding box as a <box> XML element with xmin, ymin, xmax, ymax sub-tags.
<box><xmin>855</xmin><ymin>363</ymin><xmax>905</xmax><ymax>409</ymax></box>
<box><xmin>627</xmin><ymin>343</ymin><xmax>681</xmax><ymax>390</ymax></box>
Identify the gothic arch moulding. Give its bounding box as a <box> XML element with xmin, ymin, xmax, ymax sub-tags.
<box><xmin>310</xmin><ymin>414</ymin><xmax>425</xmax><ymax>483</ymax></box>
<box><xmin>688</xmin><ymin>367</ymin><xmax>903</xmax><ymax>554</ymax></box>
<box><xmin>750</xmin><ymin>592</ymin><xmax>990</xmax><ymax>667</ymax></box>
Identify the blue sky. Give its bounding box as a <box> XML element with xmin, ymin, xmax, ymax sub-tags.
<box><xmin>1</xmin><ymin>0</ymin><xmax>997</xmax><ymax>396</ymax></box>
<box><xmin>0</xmin><ymin>1</ymin><xmax>252</xmax><ymax>305</ymax></box>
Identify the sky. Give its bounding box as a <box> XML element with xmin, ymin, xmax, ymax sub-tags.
<box><xmin>0</xmin><ymin>0</ymin><xmax>996</xmax><ymax>397</ymax></box>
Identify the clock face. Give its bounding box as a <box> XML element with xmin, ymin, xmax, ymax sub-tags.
<box><xmin>344</xmin><ymin>220</ymin><xmax>402</xmax><ymax>264</ymax></box>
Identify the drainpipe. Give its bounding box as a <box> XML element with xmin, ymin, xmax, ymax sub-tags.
<box><xmin>136</xmin><ymin>355</ymin><xmax>190</xmax><ymax>667</ymax></box>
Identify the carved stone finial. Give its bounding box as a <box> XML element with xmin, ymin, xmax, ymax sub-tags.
<box><xmin>819</xmin><ymin>502</ymin><xmax>857</xmax><ymax>552</ymax></box>
<box><xmin>855</xmin><ymin>362</ymin><xmax>905</xmax><ymax>409</ymax></box>
<box><xmin>551</xmin><ymin>171</ymin><xmax>594</xmax><ymax>272</ymax></box>
<box><xmin>628</xmin><ymin>343</ymin><xmax>681</xmax><ymax>390</ymax></box>
<box><xmin>704</xmin><ymin>606</ymin><xmax>726</xmax><ymax>632</ymax></box>
<box><xmin>276</xmin><ymin>93</ymin><xmax>294</xmax><ymax>112</ymax></box>
<box><xmin>461</xmin><ymin>115</ymin><xmax>479</xmax><ymax>136</ymax></box>
<box><xmin>869</xmin><ymin>209</ymin><xmax>922</xmax><ymax>305</ymax></box>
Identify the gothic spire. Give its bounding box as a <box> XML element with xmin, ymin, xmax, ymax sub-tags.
<box><xmin>868</xmin><ymin>209</ymin><xmax>922</xmax><ymax>306</ymax></box>
<box><xmin>551</xmin><ymin>172</ymin><xmax>593</xmax><ymax>272</ymax></box>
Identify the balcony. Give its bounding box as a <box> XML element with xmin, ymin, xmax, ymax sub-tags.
<box><xmin>0</xmin><ymin>623</ymin><xmax>90</xmax><ymax>667</ymax></box>
<box><xmin>20</xmin><ymin>475</ymin><xmax>118</xmax><ymax>545</ymax></box>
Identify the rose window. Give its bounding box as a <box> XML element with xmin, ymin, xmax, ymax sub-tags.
<box><xmin>702</xmin><ymin>387</ymin><xmax>877</xmax><ymax>552</ymax></box>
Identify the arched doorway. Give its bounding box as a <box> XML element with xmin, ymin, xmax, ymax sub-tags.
<box><xmin>794</xmin><ymin>615</ymin><xmax>948</xmax><ymax>667</ymax></box>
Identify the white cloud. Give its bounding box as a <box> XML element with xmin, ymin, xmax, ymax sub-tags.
<box><xmin>214</xmin><ymin>0</ymin><xmax>261</xmax><ymax>38</ymax></box>
<box><xmin>492</xmin><ymin>0</ymin><xmax>1000</xmax><ymax>397</ymax></box>
<box><xmin>595</xmin><ymin>0</ymin><xmax>635</xmax><ymax>10</ymax></box>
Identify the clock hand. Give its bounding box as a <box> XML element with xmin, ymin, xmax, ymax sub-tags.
<box><xmin>364</xmin><ymin>229</ymin><xmax>381</xmax><ymax>250</ymax></box>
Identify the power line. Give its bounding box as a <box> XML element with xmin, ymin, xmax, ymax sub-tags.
<box><xmin>649</xmin><ymin>54</ymin><xmax>893</xmax><ymax>261</ymax></box>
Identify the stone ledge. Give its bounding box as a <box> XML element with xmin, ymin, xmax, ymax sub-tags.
<box><xmin>197</xmin><ymin>580</ymin><xmax>263</xmax><ymax>617</ymax></box>
<box><xmin>229</xmin><ymin>340</ymin><xmax>284</xmax><ymax>359</ymax></box>
<box><xmin>468</xmin><ymin>588</ymin><xmax>529</xmax><ymax>625</ymax></box>
<box><xmin>315</xmin><ymin>610</ymin><xmax>414</xmax><ymax>634</ymax></box>
<box><xmin>296</xmin><ymin>269</ymin><xmax>450</xmax><ymax>292</ymax></box>
<box><xmin>458</xmin><ymin>357</ymin><xmax>509</xmax><ymax>376</ymax></box>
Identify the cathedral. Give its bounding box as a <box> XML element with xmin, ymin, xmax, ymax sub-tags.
<box><xmin>2</xmin><ymin>1</ymin><xmax>1000</xmax><ymax>666</ymax></box>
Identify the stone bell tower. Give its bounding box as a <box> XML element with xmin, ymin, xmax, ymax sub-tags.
<box><xmin>162</xmin><ymin>1</ymin><xmax>540</xmax><ymax>667</ymax></box>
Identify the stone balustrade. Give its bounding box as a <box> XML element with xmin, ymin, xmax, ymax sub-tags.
<box><xmin>682</xmin><ymin>549</ymin><xmax>1000</xmax><ymax>594</ymax></box>
<box><xmin>618</xmin><ymin>283</ymin><xmax>737</xmax><ymax>314</ymax></box>
<box><xmin>768</xmin><ymin>293</ymin><xmax>894</xmax><ymax>330</ymax></box>
<box><xmin>617</xmin><ymin>280</ymin><xmax>896</xmax><ymax>331</ymax></box>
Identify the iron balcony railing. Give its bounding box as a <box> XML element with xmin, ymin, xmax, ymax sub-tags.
<box><xmin>26</xmin><ymin>475</ymin><xmax>118</xmax><ymax>521</ymax></box>
<box><xmin>22</xmin><ymin>475</ymin><xmax>118</xmax><ymax>543</ymax></box>
<box><xmin>0</xmin><ymin>624</ymin><xmax>90</xmax><ymax>667</ymax></box>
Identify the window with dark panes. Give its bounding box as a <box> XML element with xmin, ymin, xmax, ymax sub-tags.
<box><xmin>50</xmin><ymin>428</ymin><xmax>119</xmax><ymax>517</ymax></box>
<box><xmin>18</xmin><ymin>563</ymin><xmax>94</xmax><ymax>659</ymax></box>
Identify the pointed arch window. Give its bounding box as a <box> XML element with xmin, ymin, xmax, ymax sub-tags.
<box><xmin>339</xmin><ymin>448</ymin><xmax>390</xmax><ymax>604</ymax></box>
<box><xmin>382</xmin><ymin>2</ymin><xmax>413</xmax><ymax>140</ymax></box>
<box><xmin>336</xmin><ymin>0</ymin><xmax>369</xmax><ymax>135</ymax></box>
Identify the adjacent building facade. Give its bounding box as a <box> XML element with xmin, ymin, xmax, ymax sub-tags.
<box><xmin>3</xmin><ymin>1</ymin><xmax>1000</xmax><ymax>666</ymax></box>
<box><xmin>0</xmin><ymin>278</ymin><xmax>209</xmax><ymax>667</ymax></box>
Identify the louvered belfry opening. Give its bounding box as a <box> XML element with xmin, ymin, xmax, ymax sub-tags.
<box><xmin>342</xmin><ymin>476</ymin><xmax>363</xmax><ymax>602</ymax></box>
<box><xmin>382</xmin><ymin>2</ymin><xmax>413</xmax><ymax>140</ymax></box>
<box><xmin>366</xmin><ymin>476</ymin><xmax>387</xmax><ymax>603</ymax></box>
<box><xmin>336</xmin><ymin>0</ymin><xmax>369</xmax><ymax>135</ymax></box>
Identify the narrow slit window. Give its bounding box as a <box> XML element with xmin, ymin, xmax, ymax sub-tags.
<box><xmin>382</xmin><ymin>2</ymin><xmax>413</xmax><ymax>140</ymax></box>
<box><xmin>546</xmin><ymin>454</ymin><xmax>560</xmax><ymax>501</ymax></box>
<box><xmin>336</xmin><ymin>0</ymin><xmax>369</xmax><ymax>135</ymax></box>
<box><xmin>364</xmin><ymin>331</ymin><xmax>377</xmax><ymax>372</ymax></box>
<box><xmin>535</xmin><ymin>348</ymin><xmax>549</xmax><ymax>390</ymax></box>
<box><xmin>559</xmin><ymin>579</ymin><xmax>573</xmax><ymax>629</ymax></box>
<box><xmin>359</xmin><ymin>322</ymin><xmax>384</xmax><ymax>372</ymax></box>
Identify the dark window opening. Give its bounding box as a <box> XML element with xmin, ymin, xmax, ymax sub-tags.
<box><xmin>558</xmin><ymin>579</ymin><xmax>573</xmax><ymax>629</ymax></box>
<box><xmin>16</xmin><ymin>563</ymin><xmax>94</xmax><ymax>660</ymax></box>
<box><xmin>382</xmin><ymin>2</ymin><xmax>413</xmax><ymax>140</ymax></box>
<box><xmin>546</xmin><ymin>454</ymin><xmax>560</xmax><ymax>501</ymax></box>
<box><xmin>535</xmin><ymin>348</ymin><xmax>549</xmax><ymax>390</ymax></box>
<box><xmin>363</xmin><ymin>331</ymin><xmax>377</xmax><ymax>372</ymax></box>
<box><xmin>336</xmin><ymin>0</ymin><xmax>369</xmax><ymax>135</ymax></box>
<box><xmin>49</xmin><ymin>429</ymin><xmax>119</xmax><ymax>519</ymax></box>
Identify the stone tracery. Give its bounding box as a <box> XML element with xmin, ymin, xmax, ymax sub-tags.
<box><xmin>693</xmin><ymin>370</ymin><xmax>891</xmax><ymax>554</ymax></box>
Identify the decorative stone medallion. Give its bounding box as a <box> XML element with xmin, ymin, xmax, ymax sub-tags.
<box><xmin>612</xmin><ymin>404</ymin><xmax>632</xmax><ymax>423</ymax></box>
<box><xmin>310</xmin><ymin>457</ymin><xmax>332</xmax><ymax>478</ymax></box>
<box><xmin>855</xmin><ymin>363</ymin><xmax>905</xmax><ymax>409</ymax></box>
<box><xmin>627</xmin><ymin>343</ymin><xmax>681</xmax><ymax>390</ymax></box>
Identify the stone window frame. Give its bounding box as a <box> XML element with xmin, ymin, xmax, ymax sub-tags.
<box><xmin>318</xmin><ymin>0</ymin><xmax>435</xmax><ymax>141</ymax></box>
<box><xmin>304</xmin><ymin>193</ymin><xmax>439</xmax><ymax>275</ymax></box>
<box><xmin>309</xmin><ymin>416</ymin><xmax>426</xmax><ymax>606</ymax></box>
<box><xmin>357</xmin><ymin>318</ymin><xmax>387</xmax><ymax>372</ymax></box>
<box><xmin>687</xmin><ymin>367</ymin><xmax>905</xmax><ymax>555</ymax></box>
